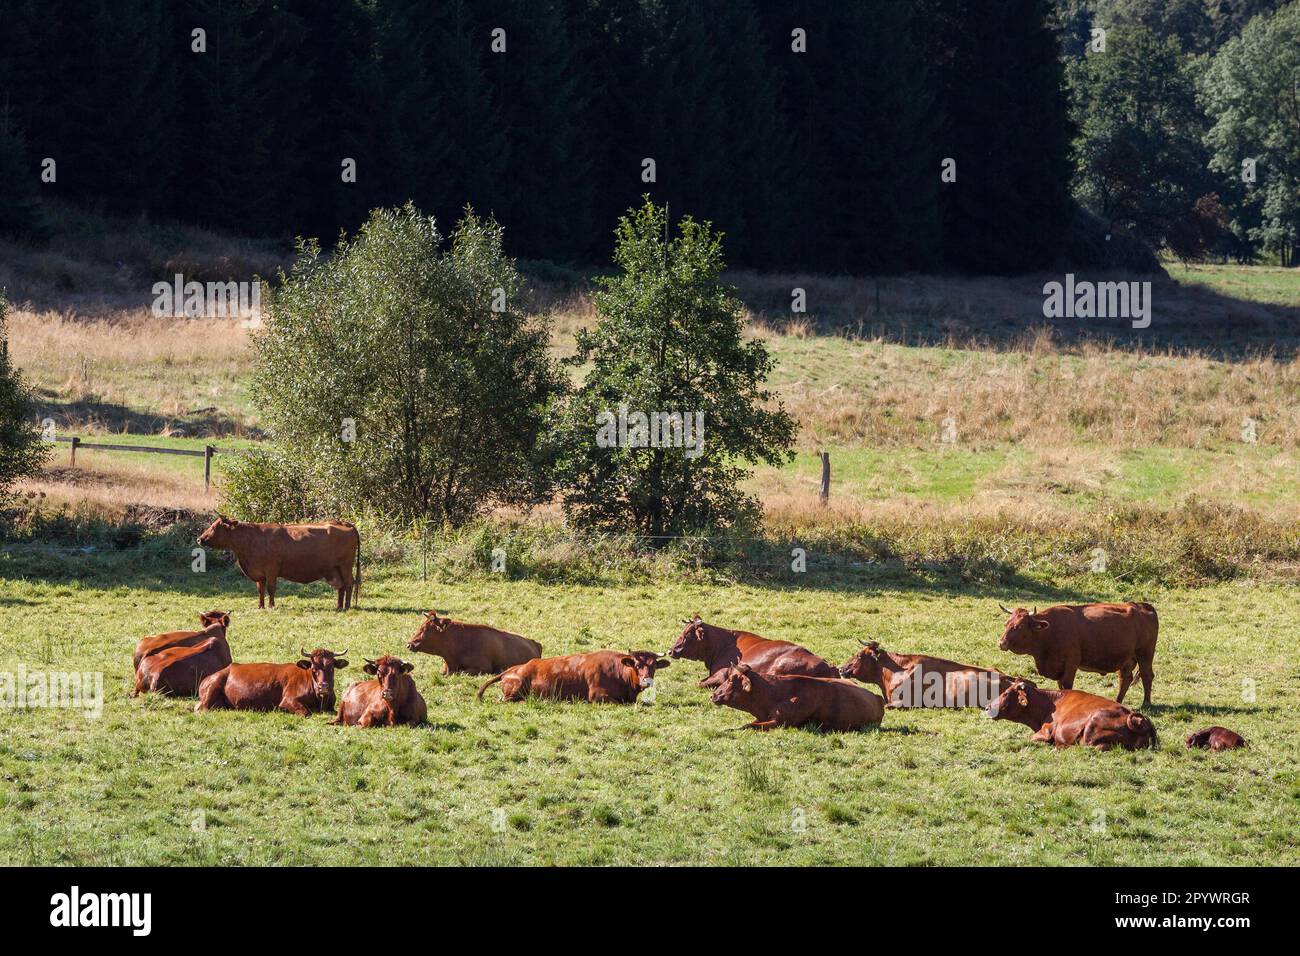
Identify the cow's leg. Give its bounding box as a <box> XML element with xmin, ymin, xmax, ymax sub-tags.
<box><xmin>339</xmin><ymin>565</ymin><xmax>354</xmax><ymax>611</ymax></box>
<box><xmin>267</xmin><ymin>577</ymin><xmax>277</xmax><ymax>608</ymax></box>
<box><xmin>280</xmin><ymin>696</ymin><xmax>312</xmax><ymax>717</ymax></box>
<box><xmin>1031</xmin><ymin>722</ymin><xmax>1055</xmax><ymax>743</ymax></box>
<box><xmin>1138</xmin><ymin>658</ymin><xmax>1154</xmax><ymax>708</ymax></box>
<box><xmin>1057</xmin><ymin>661</ymin><xmax>1078</xmax><ymax>691</ymax></box>
<box><xmin>739</xmin><ymin>719</ymin><xmax>780</xmax><ymax>730</ymax></box>
<box><xmin>1115</xmin><ymin>664</ymin><xmax>1135</xmax><ymax>703</ymax></box>
<box><xmin>256</xmin><ymin>580</ymin><xmax>266</xmax><ymax>610</ymax></box>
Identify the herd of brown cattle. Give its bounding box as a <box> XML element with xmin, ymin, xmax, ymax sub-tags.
<box><xmin>127</xmin><ymin>517</ymin><xmax>1249</xmax><ymax>749</ymax></box>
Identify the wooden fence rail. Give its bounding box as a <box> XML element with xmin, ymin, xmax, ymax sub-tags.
<box><xmin>51</xmin><ymin>436</ymin><xmax>231</xmax><ymax>490</ymax></box>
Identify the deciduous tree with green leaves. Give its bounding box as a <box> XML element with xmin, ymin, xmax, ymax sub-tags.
<box><xmin>0</xmin><ymin>294</ymin><xmax>49</xmax><ymax>500</ymax></box>
<box><xmin>225</xmin><ymin>204</ymin><xmax>564</xmax><ymax>526</ymax></box>
<box><xmin>554</xmin><ymin>199</ymin><xmax>796</xmax><ymax>537</ymax></box>
<box><xmin>1201</xmin><ymin>2</ymin><xmax>1300</xmax><ymax>265</ymax></box>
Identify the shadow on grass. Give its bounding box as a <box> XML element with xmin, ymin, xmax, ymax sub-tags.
<box><xmin>33</xmin><ymin>396</ymin><xmax>261</xmax><ymax>440</ymax></box>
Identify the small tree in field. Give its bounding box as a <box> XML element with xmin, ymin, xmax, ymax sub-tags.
<box><xmin>227</xmin><ymin>204</ymin><xmax>564</xmax><ymax>526</ymax></box>
<box><xmin>554</xmin><ymin>198</ymin><xmax>796</xmax><ymax>536</ymax></box>
<box><xmin>0</xmin><ymin>294</ymin><xmax>48</xmax><ymax>500</ymax></box>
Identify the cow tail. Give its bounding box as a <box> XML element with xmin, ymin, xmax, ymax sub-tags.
<box><xmin>476</xmin><ymin>673</ymin><xmax>505</xmax><ymax>701</ymax></box>
<box><xmin>354</xmin><ymin>533</ymin><xmax>361</xmax><ymax>606</ymax></box>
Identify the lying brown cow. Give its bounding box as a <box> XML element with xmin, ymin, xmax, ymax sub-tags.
<box><xmin>709</xmin><ymin>662</ymin><xmax>884</xmax><ymax>731</ymax></box>
<box><xmin>476</xmin><ymin>650</ymin><xmax>668</xmax><ymax>704</ymax></box>
<box><xmin>197</xmin><ymin>516</ymin><xmax>360</xmax><ymax>610</ymax></box>
<box><xmin>1186</xmin><ymin>726</ymin><xmax>1247</xmax><ymax>751</ymax></box>
<box><xmin>997</xmin><ymin>602</ymin><xmax>1158</xmax><ymax>706</ymax></box>
<box><xmin>331</xmin><ymin>656</ymin><xmax>427</xmax><ymax>727</ymax></box>
<box><xmin>133</xmin><ymin>610</ymin><xmax>229</xmax><ymax>670</ymax></box>
<box><xmin>839</xmin><ymin>639</ymin><xmax>1014</xmax><ymax>708</ymax></box>
<box><xmin>406</xmin><ymin>611</ymin><xmax>541</xmax><ymax>675</ymax></box>
<box><xmin>985</xmin><ymin>678</ymin><xmax>1158</xmax><ymax>750</ymax></box>
<box><xmin>197</xmin><ymin>648</ymin><xmax>348</xmax><ymax>716</ymax></box>
<box><xmin>134</xmin><ymin>635</ymin><xmax>232</xmax><ymax>698</ymax></box>
<box><xmin>668</xmin><ymin>614</ymin><xmax>838</xmax><ymax>688</ymax></box>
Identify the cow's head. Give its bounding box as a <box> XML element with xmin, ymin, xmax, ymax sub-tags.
<box><xmin>407</xmin><ymin>610</ymin><xmax>453</xmax><ymax>653</ymax></box>
<box><xmin>296</xmin><ymin>647</ymin><xmax>348</xmax><ymax>700</ymax></box>
<box><xmin>839</xmin><ymin>639</ymin><xmax>884</xmax><ymax>682</ymax></box>
<box><xmin>997</xmin><ymin>604</ymin><xmax>1049</xmax><ymax>652</ymax></box>
<box><xmin>667</xmin><ymin>614</ymin><xmax>706</xmax><ymax>660</ymax></box>
<box><xmin>709</xmin><ymin>662</ymin><xmax>759</xmax><ymax>707</ymax></box>
<box><xmin>197</xmin><ymin>515</ymin><xmax>239</xmax><ymax>549</ymax></box>
<box><xmin>984</xmin><ymin>677</ymin><xmax>1036</xmax><ymax>720</ymax></box>
<box><xmin>364</xmin><ymin>655</ymin><xmax>415</xmax><ymax>702</ymax></box>
<box><xmin>199</xmin><ymin>610</ymin><xmax>230</xmax><ymax>631</ymax></box>
<box><xmin>620</xmin><ymin>650</ymin><xmax>670</xmax><ymax>689</ymax></box>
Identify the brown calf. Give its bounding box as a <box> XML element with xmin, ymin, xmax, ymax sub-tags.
<box><xmin>406</xmin><ymin>610</ymin><xmax>542</xmax><ymax>675</ymax></box>
<box><xmin>133</xmin><ymin>610</ymin><xmax>229</xmax><ymax>670</ymax></box>
<box><xmin>1186</xmin><ymin>726</ymin><xmax>1247</xmax><ymax>751</ymax></box>
<box><xmin>985</xmin><ymin>678</ymin><xmax>1158</xmax><ymax>750</ymax></box>
<box><xmin>667</xmin><ymin>614</ymin><xmax>838</xmax><ymax>688</ymax></box>
<box><xmin>331</xmin><ymin>656</ymin><xmax>427</xmax><ymax>727</ymax></box>
<box><xmin>197</xmin><ymin>516</ymin><xmax>360</xmax><ymax>611</ymax></box>
<box><xmin>709</xmin><ymin>662</ymin><xmax>885</xmax><ymax>731</ymax></box>
<box><xmin>197</xmin><ymin>648</ymin><xmax>349</xmax><ymax>716</ymax></box>
<box><xmin>476</xmin><ymin>650</ymin><xmax>669</xmax><ymax>704</ymax></box>
<box><xmin>839</xmin><ymin>639</ymin><xmax>1014</xmax><ymax>708</ymax></box>
<box><xmin>997</xmin><ymin>602</ymin><xmax>1158</xmax><ymax>706</ymax></box>
<box><xmin>134</xmin><ymin>635</ymin><xmax>232</xmax><ymax>698</ymax></box>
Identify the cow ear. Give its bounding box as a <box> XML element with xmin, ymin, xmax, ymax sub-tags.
<box><xmin>400</xmin><ymin>662</ymin><xmax>415</xmax><ymax>673</ymax></box>
<box><xmin>1030</xmin><ymin>618</ymin><xmax>1050</xmax><ymax>631</ymax></box>
<box><xmin>620</xmin><ymin>656</ymin><xmax>636</xmax><ymax>668</ymax></box>
<box><xmin>295</xmin><ymin>659</ymin><xmax>312</xmax><ymax>670</ymax></box>
<box><xmin>654</xmin><ymin>658</ymin><xmax>670</xmax><ymax>670</ymax></box>
<box><xmin>363</xmin><ymin>663</ymin><xmax>378</xmax><ymax>675</ymax></box>
<box><xmin>219</xmin><ymin>613</ymin><xmax>230</xmax><ymax>628</ymax></box>
<box><xmin>334</xmin><ymin>658</ymin><xmax>348</xmax><ymax>669</ymax></box>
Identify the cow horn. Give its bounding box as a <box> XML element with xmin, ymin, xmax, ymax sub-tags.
<box><xmin>364</xmin><ymin>657</ymin><xmax>376</xmax><ymax>665</ymax></box>
<box><xmin>998</xmin><ymin>603</ymin><xmax>1013</xmax><ymax>615</ymax></box>
<box><xmin>300</xmin><ymin>648</ymin><xmax>311</xmax><ymax>658</ymax></box>
<box><xmin>1032</xmin><ymin>606</ymin><xmax>1037</xmax><ymax>615</ymax></box>
<box><xmin>334</xmin><ymin>648</ymin><xmax>348</xmax><ymax>656</ymax></box>
<box><xmin>857</xmin><ymin>638</ymin><xmax>869</xmax><ymax>646</ymax></box>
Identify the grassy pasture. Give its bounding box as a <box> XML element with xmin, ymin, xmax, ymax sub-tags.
<box><xmin>0</xmin><ymin>564</ymin><xmax>1294</xmax><ymax>866</ymax></box>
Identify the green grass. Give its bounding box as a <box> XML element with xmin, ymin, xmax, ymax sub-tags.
<box><xmin>1173</xmin><ymin>263</ymin><xmax>1300</xmax><ymax>307</ymax></box>
<box><xmin>1</xmin><ymin>565</ymin><xmax>1293</xmax><ymax>865</ymax></box>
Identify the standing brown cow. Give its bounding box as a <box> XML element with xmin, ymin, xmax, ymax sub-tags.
<box><xmin>476</xmin><ymin>650</ymin><xmax>669</xmax><ymax>704</ymax></box>
<box><xmin>134</xmin><ymin>635</ymin><xmax>232</xmax><ymax>697</ymax></box>
<box><xmin>196</xmin><ymin>648</ymin><xmax>349</xmax><ymax>716</ymax></box>
<box><xmin>709</xmin><ymin>662</ymin><xmax>885</xmax><ymax>731</ymax></box>
<box><xmin>197</xmin><ymin>516</ymin><xmax>360</xmax><ymax>611</ymax></box>
<box><xmin>133</xmin><ymin>610</ymin><xmax>229</xmax><ymax>670</ymax></box>
<box><xmin>839</xmin><ymin>640</ymin><xmax>1014</xmax><ymax>708</ymax></box>
<box><xmin>331</xmin><ymin>656</ymin><xmax>427</xmax><ymax>727</ymax></box>
<box><xmin>985</xmin><ymin>678</ymin><xmax>1158</xmax><ymax>750</ymax></box>
<box><xmin>997</xmin><ymin>602</ymin><xmax>1158</xmax><ymax>706</ymax></box>
<box><xmin>667</xmin><ymin>614</ymin><xmax>838</xmax><ymax>688</ymax></box>
<box><xmin>406</xmin><ymin>611</ymin><xmax>541</xmax><ymax>675</ymax></box>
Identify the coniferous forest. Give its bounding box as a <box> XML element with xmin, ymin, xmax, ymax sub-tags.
<box><xmin>1</xmin><ymin>1</ymin><xmax>1296</xmax><ymax>272</ymax></box>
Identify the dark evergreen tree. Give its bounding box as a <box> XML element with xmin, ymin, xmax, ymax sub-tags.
<box><xmin>925</xmin><ymin>0</ymin><xmax>1075</xmax><ymax>274</ymax></box>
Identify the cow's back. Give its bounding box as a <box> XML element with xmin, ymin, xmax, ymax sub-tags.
<box><xmin>1049</xmin><ymin>602</ymin><xmax>1157</xmax><ymax>667</ymax></box>
<box><xmin>737</xmin><ymin>635</ymin><xmax>838</xmax><ymax>679</ymax></box>
<box><xmin>224</xmin><ymin>662</ymin><xmax>301</xmax><ymax>710</ymax></box>
<box><xmin>236</xmin><ymin>522</ymin><xmax>358</xmax><ymax>579</ymax></box>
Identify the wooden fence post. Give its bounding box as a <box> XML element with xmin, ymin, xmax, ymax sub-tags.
<box><xmin>204</xmin><ymin>445</ymin><xmax>215</xmax><ymax>491</ymax></box>
<box><xmin>819</xmin><ymin>450</ymin><xmax>830</xmax><ymax>504</ymax></box>
<box><xmin>69</xmin><ymin>436</ymin><xmax>80</xmax><ymax>466</ymax></box>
